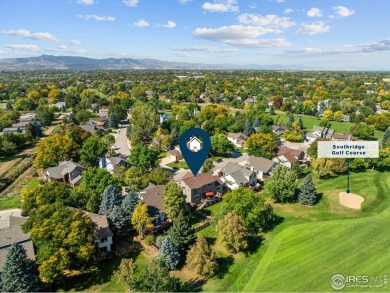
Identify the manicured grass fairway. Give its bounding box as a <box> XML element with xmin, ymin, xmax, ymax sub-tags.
<box><xmin>272</xmin><ymin>111</ymin><xmax>384</xmax><ymax>141</ymax></box>
<box><xmin>0</xmin><ymin>178</ymin><xmax>41</xmax><ymax>210</ymax></box>
<box><xmin>203</xmin><ymin>171</ymin><xmax>390</xmax><ymax>292</ymax></box>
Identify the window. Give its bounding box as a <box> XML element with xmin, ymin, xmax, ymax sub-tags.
<box><xmin>100</xmin><ymin>246</ymin><xmax>107</xmax><ymax>253</ymax></box>
<box><xmin>101</xmin><ymin>237</ymin><xmax>108</xmax><ymax>243</ymax></box>
<box><xmin>208</xmin><ymin>183</ymin><xmax>213</xmax><ymax>187</ymax></box>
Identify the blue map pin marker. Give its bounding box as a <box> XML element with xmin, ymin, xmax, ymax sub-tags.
<box><xmin>179</xmin><ymin>128</ymin><xmax>211</xmax><ymax>177</ymax></box>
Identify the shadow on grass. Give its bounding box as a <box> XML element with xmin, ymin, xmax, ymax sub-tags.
<box><xmin>245</xmin><ymin>235</ymin><xmax>264</xmax><ymax>255</ymax></box>
<box><xmin>56</xmin><ymin>241</ymin><xmax>143</xmax><ymax>292</ymax></box>
<box><xmin>316</xmin><ymin>192</ymin><xmax>323</xmax><ymax>204</ymax></box>
<box><xmin>182</xmin><ymin>278</ymin><xmax>206</xmax><ymax>292</ymax></box>
<box><xmin>215</xmin><ymin>255</ymin><xmax>234</xmax><ymax>279</ymax></box>
<box><xmin>262</xmin><ymin>214</ymin><xmax>285</xmax><ymax>233</ymax></box>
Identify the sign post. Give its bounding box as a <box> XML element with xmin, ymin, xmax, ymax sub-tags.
<box><xmin>318</xmin><ymin>141</ymin><xmax>379</xmax><ymax>194</ymax></box>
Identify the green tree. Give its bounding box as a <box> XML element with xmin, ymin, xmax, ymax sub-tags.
<box><xmin>129</xmin><ymin>102</ymin><xmax>159</xmax><ymax>146</ymax></box>
<box><xmin>216</xmin><ymin>212</ymin><xmax>248</xmax><ymax>253</ymax></box>
<box><xmin>202</xmin><ymin>158</ymin><xmax>214</xmax><ymax>173</ymax></box>
<box><xmin>128</xmin><ymin>145</ymin><xmax>159</xmax><ymax>172</ymax></box>
<box><xmin>108</xmin><ymin>113</ymin><xmax>119</xmax><ymax>128</ymax></box>
<box><xmin>312</xmin><ymin>158</ymin><xmax>334</xmax><ymax>179</ymax></box>
<box><xmin>319</xmin><ymin>118</ymin><xmax>332</xmax><ymax>128</ymax></box>
<box><xmin>245</xmin><ymin>133</ymin><xmax>277</xmax><ymax>159</ymax></box>
<box><xmin>148</xmin><ymin>167</ymin><xmax>171</xmax><ymax>185</ymax></box>
<box><xmin>244</xmin><ymin>119</ymin><xmax>253</xmax><ymax>136</ymax></box>
<box><xmin>22</xmin><ymin>204</ymin><xmax>95</xmax><ymax>283</ymax></box>
<box><xmin>269</xmin><ymin>104</ymin><xmax>275</xmax><ymax>115</ymax></box>
<box><xmin>131</xmin><ymin>202</ymin><xmax>153</xmax><ymax>238</ymax></box>
<box><xmin>33</xmin><ymin>134</ymin><xmax>78</xmax><ymax>170</ymax></box>
<box><xmin>382</xmin><ymin>127</ymin><xmax>390</xmax><ymax>148</ymax></box>
<box><xmin>350</xmin><ymin>158</ymin><xmax>368</xmax><ymax>171</ymax></box>
<box><xmin>222</xmin><ymin>187</ymin><xmax>273</xmax><ymax>233</ymax></box>
<box><xmin>71</xmin><ymin>168</ymin><xmax>120</xmax><ymax>212</ymax></box>
<box><xmin>124</xmin><ymin>166</ymin><xmax>149</xmax><ymax>191</ymax></box>
<box><xmin>211</xmin><ymin>133</ymin><xmax>234</xmax><ymax>157</ymax></box>
<box><xmin>350</xmin><ymin>124</ymin><xmax>375</xmax><ymax>140</ymax></box>
<box><xmin>80</xmin><ymin>134</ymin><xmax>108</xmax><ymax>167</ymax></box>
<box><xmin>163</xmin><ymin>182</ymin><xmax>187</xmax><ymax>220</ymax></box>
<box><xmin>131</xmin><ymin>260</ymin><xmax>183</xmax><ymax>292</ymax></box>
<box><xmin>264</xmin><ymin>165</ymin><xmax>297</xmax><ymax>203</ymax></box>
<box><xmin>168</xmin><ymin>212</ymin><xmax>195</xmax><ymax>255</ymax></box>
<box><xmin>35</xmin><ymin>105</ymin><xmax>55</xmax><ymax>126</ymax></box>
<box><xmin>0</xmin><ymin>243</ymin><xmax>42</xmax><ymax>292</ymax></box>
<box><xmin>298</xmin><ymin>174</ymin><xmax>317</xmax><ymax>205</ymax></box>
<box><xmin>298</xmin><ymin>117</ymin><xmax>304</xmax><ymax>129</ymax></box>
<box><xmin>114</xmin><ymin>258</ymin><xmax>137</xmax><ymax>290</ymax></box>
<box><xmin>186</xmin><ymin>234</ymin><xmax>218</xmax><ymax>278</ymax></box>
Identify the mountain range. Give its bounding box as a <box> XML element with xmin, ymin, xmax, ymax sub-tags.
<box><xmin>0</xmin><ymin>55</ymin><xmax>307</xmax><ymax>71</ymax></box>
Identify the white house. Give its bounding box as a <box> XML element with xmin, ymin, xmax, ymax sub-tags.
<box><xmin>99</xmin><ymin>156</ymin><xmax>129</xmax><ymax>174</ymax></box>
<box><xmin>84</xmin><ymin>211</ymin><xmax>113</xmax><ymax>254</ymax></box>
<box><xmin>215</xmin><ymin>162</ymin><xmax>256</xmax><ymax>190</ymax></box>
<box><xmin>227</xmin><ymin>132</ymin><xmax>247</xmax><ymax>148</ymax></box>
<box><xmin>187</xmin><ymin>137</ymin><xmax>202</xmax><ymax>152</ymax></box>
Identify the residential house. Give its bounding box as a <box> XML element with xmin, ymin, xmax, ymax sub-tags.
<box><xmin>11</xmin><ymin>121</ymin><xmax>30</xmax><ymax>128</ymax></box>
<box><xmin>139</xmin><ymin>183</ymin><xmax>166</xmax><ymax>224</ymax></box>
<box><xmin>0</xmin><ymin>215</ymin><xmax>35</xmax><ymax>270</ymax></box>
<box><xmin>244</xmin><ymin>97</ymin><xmax>256</xmax><ymax>104</ymax></box>
<box><xmin>306</xmin><ymin>125</ymin><xmax>335</xmax><ymax>143</ymax></box>
<box><xmin>179</xmin><ymin>172</ymin><xmax>224</xmax><ymax>204</ymax></box>
<box><xmin>88</xmin><ymin>117</ymin><xmax>108</xmax><ymax>128</ymax></box>
<box><xmin>215</xmin><ymin>162</ymin><xmax>256</xmax><ymax>190</ymax></box>
<box><xmin>340</xmin><ymin>115</ymin><xmax>350</xmax><ymax>122</ymax></box>
<box><xmin>187</xmin><ymin>137</ymin><xmax>202</xmax><ymax>152</ymax></box>
<box><xmin>241</xmin><ymin>156</ymin><xmax>277</xmax><ymax>179</ymax></box>
<box><xmin>159</xmin><ymin>113</ymin><xmax>171</xmax><ymax>125</ymax></box>
<box><xmin>167</xmin><ymin>149</ymin><xmax>183</xmax><ymax>162</ymax></box>
<box><xmin>83</xmin><ymin>211</ymin><xmax>113</xmax><ymax>254</ymax></box>
<box><xmin>79</xmin><ymin>124</ymin><xmax>103</xmax><ymax>134</ymax></box>
<box><xmin>19</xmin><ymin>113</ymin><xmax>35</xmax><ymax>123</ymax></box>
<box><xmin>2</xmin><ymin>127</ymin><xmax>24</xmax><ymax>134</ymax></box>
<box><xmin>52</xmin><ymin>102</ymin><xmax>67</xmax><ymax>110</ymax></box>
<box><xmin>227</xmin><ymin>132</ymin><xmax>247</xmax><ymax>148</ymax></box>
<box><xmin>99</xmin><ymin>108</ymin><xmax>109</xmax><ymax>118</ymax></box>
<box><xmin>99</xmin><ymin>156</ymin><xmax>129</xmax><ymax>174</ymax></box>
<box><xmin>332</xmin><ymin>133</ymin><xmax>354</xmax><ymax>141</ymax></box>
<box><xmin>271</xmin><ymin>125</ymin><xmax>289</xmax><ymax>137</ymax></box>
<box><xmin>273</xmin><ymin>146</ymin><xmax>305</xmax><ymax>168</ymax></box>
<box><xmin>45</xmin><ymin>161</ymin><xmax>86</xmax><ymax>188</ymax></box>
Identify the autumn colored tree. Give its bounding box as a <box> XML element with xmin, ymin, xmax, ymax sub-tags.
<box><xmin>216</xmin><ymin>212</ymin><xmax>248</xmax><ymax>253</ymax></box>
<box><xmin>131</xmin><ymin>202</ymin><xmax>153</xmax><ymax>238</ymax></box>
<box><xmin>245</xmin><ymin>133</ymin><xmax>277</xmax><ymax>159</ymax></box>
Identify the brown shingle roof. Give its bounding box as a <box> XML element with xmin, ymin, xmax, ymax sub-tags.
<box><xmin>83</xmin><ymin>211</ymin><xmax>113</xmax><ymax>240</ymax></box>
<box><xmin>140</xmin><ymin>184</ymin><xmax>165</xmax><ymax>218</ymax></box>
<box><xmin>276</xmin><ymin>146</ymin><xmax>303</xmax><ymax>158</ymax></box>
<box><xmin>167</xmin><ymin>149</ymin><xmax>182</xmax><ymax>157</ymax></box>
<box><xmin>182</xmin><ymin>172</ymin><xmax>223</xmax><ymax>189</ymax></box>
<box><xmin>227</xmin><ymin>132</ymin><xmax>247</xmax><ymax>140</ymax></box>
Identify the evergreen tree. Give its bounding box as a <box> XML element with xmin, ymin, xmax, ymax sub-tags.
<box><xmin>289</xmin><ymin>113</ymin><xmax>295</xmax><ymax>123</ymax></box>
<box><xmin>121</xmin><ymin>191</ymin><xmax>140</xmax><ymax>215</ymax></box>
<box><xmin>168</xmin><ymin>212</ymin><xmax>195</xmax><ymax>255</ymax></box>
<box><xmin>171</xmin><ymin>128</ymin><xmax>179</xmax><ymax>147</ymax></box>
<box><xmin>269</xmin><ymin>104</ymin><xmax>275</xmax><ymax>115</ymax></box>
<box><xmin>291</xmin><ymin>162</ymin><xmax>303</xmax><ymax>178</ymax></box>
<box><xmin>108</xmin><ymin>113</ymin><xmax>119</xmax><ymax>128</ymax></box>
<box><xmin>298</xmin><ymin>117</ymin><xmax>304</xmax><ymax>129</ymax></box>
<box><xmin>298</xmin><ymin>174</ymin><xmax>317</xmax><ymax>205</ymax></box>
<box><xmin>186</xmin><ymin>234</ymin><xmax>218</xmax><ymax>278</ymax></box>
<box><xmin>68</xmin><ymin>112</ymin><xmax>77</xmax><ymax>124</ymax></box>
<box><xmin>382</xmin><ymin>127</ymin><xmax>390</xmax><ymax>148</ymax></box>
<box><xmin>99</xmin><ymin>185</ymin><xmax>122</xmax><ymax>215</ymax></box>
<box><xmin>244</xmin><ymin>119</ymin><xmax>253</xmax><ymax>136</ymax></box>
<box><xmin>1</xmin><ymin>243</ymin><xmax>42</xmax><ymax>292</ymax></box>
<box><xmin>108</xmin><ymin>205</ymin><xmax>130</xmax><ymax>236</ymax></box>
<box><xmin>252</xmin><ymin>118</ymin><xmax>260</xmax><ymax>130</ymax></box>
<box><xmin>159</xmin><ymin>236</ymin><xmax>180</xmax><ymax>270</ymax></box>
<box><xmin>276</xmin><ymin>116</ymin><xmax>284</xmax><ymax>126</ymax></box>
<box><xmin>5</xmin><ymin>101</ymin><xmax>13</xmax><ymax>110</ymax></box>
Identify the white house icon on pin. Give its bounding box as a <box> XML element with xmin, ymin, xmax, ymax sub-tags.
<box><xmin>187</xmin><ymin>137</ymin><xmax>202</xmax><ymax>152</ymax></box>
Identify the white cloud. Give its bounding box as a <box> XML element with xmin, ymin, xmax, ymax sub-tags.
<box><xmin>271</xmin><ymin>0</ymin><xmax>285</xmax><ymax>3</ymax></box>
<box><xmin>134</xmin><ymin>20</ymin><xmax>149</xmax><ymax>27</ymax></box>
<box><xmin>123</xmin><ymin>0</ymin><xmax>138</xmax><ymax>7</ymax></box>
<box><xmin>178</xmin><ymin>0</ymin><xmax>191</xmax><ymax>4</ymax></box>
<box><xmin>249</xmin><ymin>3</ymin><xmax>256</xmax><ymax>9</ymax></box>
<box><xmin>277</xmin><ymin>40</ymin><xmax>390</xmax><ymax>57</ymax></box>
<box><xmin>283</xmin><ymin>8</ymin><xmax>293</xmax><ymax>14</ymax></box>
<box><xmin>78</xmin><ymin>14</ymin><xmax>116</xmax><ymax>21</ymax></box>
<box><xmin>49</xmin><ymin>44</ymin><xmax>68</xmax><ymax>51</ymax></box>
<box><xmin>333</xmin><ymin>6</ymin><xmax>355</xmax><ymax>17</ymax></box>
<box><xmin>69</xmin><ymin>40</ymin><xmax>82</xmax><ymax>46</ymax></box>
<box><xmin>5</xmin><ymin>44</ymin><xmax>40</xmax><ymax>51</ymax></box>
<box><xmin>171</xmin><ymin>46</ymin><xmax>238</xmax><ymax>53</ymax></box>
<box><xmin>163</xmin><ymin>21</ymin><xmax>176</xmax><ymax>28</ymax></box>
<box><xmin>202</xmin><ymin>0</ymin><xmax>239</xmax><ymax>13</ymax></box>
<box><xmin>76</xmin><ymin>0</ymin><xmax>94</xmax><ymax>5</ymax></box>
<box><xmin>238</xmin><ymin>13</ymin><xmax>295</xmax><ymax>31</ymax></box>
<box><xmin>307</xmin><ymin>7</ymin><xmax>323</xmax><ymax>18</ymax></box>
<box><xmin>193</xmin><ymin>25</ymin><xmax>290</xmax><ymax>48</ymax></box>
<box><xmin>176</xmin><ymin>53</ymin><xmax>191</xmax><ymax>57</ymax></box>
<box><xmin>2</xmin><ymin>29</ymin><xmax>58</xmax><ymax>42</ymax></box>
<box><xmin>296</xmin><ymin>21</ymin><xmax>330</xmax><ymax>35</ymax></box>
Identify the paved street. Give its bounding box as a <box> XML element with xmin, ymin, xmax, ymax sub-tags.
<box><xmin>113</xmin><ymin>122</ymin><xmax>131</xmax><ymax>157</ymax></box>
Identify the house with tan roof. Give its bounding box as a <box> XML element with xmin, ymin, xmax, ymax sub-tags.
<box><xmin>227</xmin><ymin>132</ymin><xmax>247</xmax><ymax>148</ymax></box>
<box><xmin>241</xmin><ymin>156</ymin><xmax>277</xmax><ymax>179</ymax></box>
<box><xmin>83</xmin><ymin>211</ymin><xmax>113</xmax><ymax>254</ymax></box>
<box><xmin>215</xmin><ymin>162</ymin><xmax>257</xmax><ymax>190</ymax></box>
<box><xmin>167</xmin><ymin>149</ymin><xmax>183</xmax><ymax>162</ymax></box>
<box><xmin>179</xmin><ymin>172</ymin><xmax>224</xmax><ymax>204</ymax></box>
<box><xmin>45</xmin><ymin>161</ymin><xmax>86</xmax><ymax>188</ymax></box>
<box><xmin>139</xmin><ymin>183</ymin><xmax>166</xmax><ymax>224</ymax></box>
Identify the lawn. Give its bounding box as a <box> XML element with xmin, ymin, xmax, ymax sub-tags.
<box><xmin>166</xmin><ymin>161</ymin><xmax>189</xmax><ymax>169</ymax></box>
<box><xmin>203</xmin><ymin>170</ymin><xmax>390</xmax><ymax>292</ymax></box>
<box><xmin>0</xmin><ymin>178</ymin><xmax>40</xmax><ymax>210</ymax></box>
<box><xmin>272</xmin><ymin>111</ymin><xmax>384</xmax><ymax>140</ymax></box>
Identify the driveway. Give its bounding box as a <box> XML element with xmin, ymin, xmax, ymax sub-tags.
<box><xmin>113</xmin><ymin>121</ymin><xmax>131</xmax><ymax>157</ymax></box>
<box><xmin>213</xmin><ymin>152</ymin><xmax>249</xmax><ymax>169</ymax></box>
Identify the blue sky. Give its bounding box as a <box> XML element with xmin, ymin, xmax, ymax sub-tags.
<box><xmin>0</xmin><ymin>0</ymin><xmax>389</xmax><ymax>69</ymax></box>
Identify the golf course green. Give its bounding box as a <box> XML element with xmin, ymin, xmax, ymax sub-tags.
<box><xmin>204</xmin><ymin>170</ymin><xmax>390</xmax><ymax>292</ymax></box>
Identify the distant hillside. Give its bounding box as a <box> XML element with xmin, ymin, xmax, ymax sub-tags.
<box><xmin>0</xmin><ymin>55</ymin><xmax>306</xmax><ymax>71</ymax></box>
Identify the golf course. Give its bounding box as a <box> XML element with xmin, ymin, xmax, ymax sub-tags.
<box><xmin>202</xmin><ymin>170</ymin><xmax>390</xmax><ymax>292</ymax></box>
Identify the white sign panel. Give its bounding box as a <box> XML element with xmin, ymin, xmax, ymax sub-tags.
<box><xmin>318</xmin><ymin>141</ymin><xmax>379</xmax><ymax>158</ymax></box>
